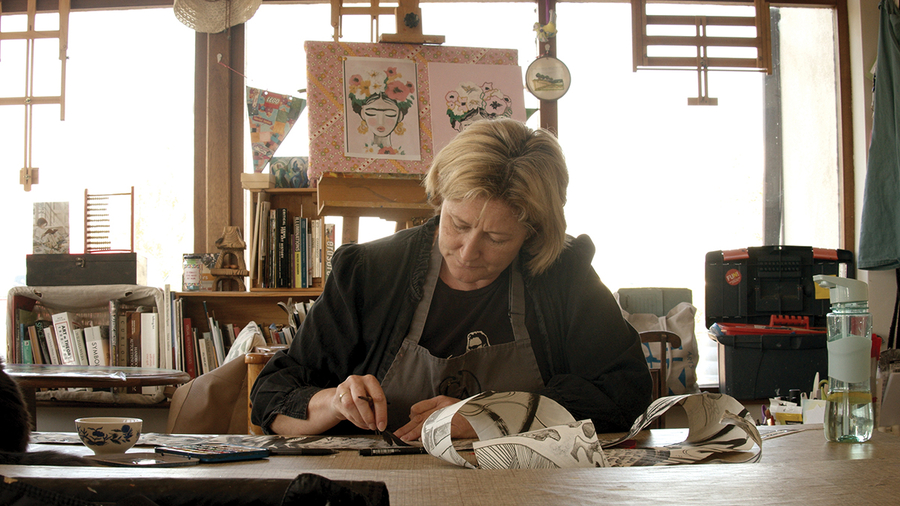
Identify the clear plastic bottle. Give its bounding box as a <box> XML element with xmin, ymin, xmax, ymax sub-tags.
<box><xmin>813</xmin><ymin>275</ymin><xmax>874</xmax><ymax>443</ymax></box>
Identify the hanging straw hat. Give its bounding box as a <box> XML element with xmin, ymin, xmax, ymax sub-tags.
<box><xmin>174</xmin><ymin>0</ymin><xmax>263</xmax><ymax>33</ymax></box>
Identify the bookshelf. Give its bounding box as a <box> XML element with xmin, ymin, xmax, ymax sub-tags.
<box><xmin>247</xmin><ymin>188</ymin><xmax>329</xmax><ymax>292</ymax></box>
<box><xmin>245</xmin><ymin>173</ymin><xmax>433</xmax><ymax>293</ymax></box>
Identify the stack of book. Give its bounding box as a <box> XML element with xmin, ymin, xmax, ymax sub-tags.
<box><xmin>250</xmin><ymin>203</ymin><xmax>336</xmax><ymax>289</ymax></box>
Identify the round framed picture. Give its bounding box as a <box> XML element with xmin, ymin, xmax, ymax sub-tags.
<box><xmin>525</xmin><ymin>56</ymin><xmax>571</xmax><ymax>101</ymax></box>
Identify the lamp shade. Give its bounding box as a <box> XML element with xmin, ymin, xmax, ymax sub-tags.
<box><xmin>174</xmin><ymin>0</ymin><xmax>262</xmax><ymax>33</ymax></box>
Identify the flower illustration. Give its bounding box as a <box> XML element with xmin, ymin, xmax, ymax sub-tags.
<box><xmin>445</xmin><ymin>80</ymin><xmax>514</xmax><ymax>130</ymax></box>
<box><xmin>349</xmin><ymin>66</ymin><xmax>416</xmax><ymax>115</ymax></box>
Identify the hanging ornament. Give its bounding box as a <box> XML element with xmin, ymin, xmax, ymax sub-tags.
<box><xmin>525</xmin><ymin>56</ymin><xmax>571</xmax><ymax>102</ymax></box>
<box><xmin>526</xmin><ymin>10</ymin><xmax>570</xmax><ymax>101</ymax></box>
<box><xmin>533</xmin><ymin>9</ymin><xmax>558</xmax><ymax>43</ymax></box>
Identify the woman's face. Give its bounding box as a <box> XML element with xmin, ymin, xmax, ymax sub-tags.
<box><xmin>438</xmin><ymin>196</ymin><xmax>528</xmax><ymax>291</ymax></box>
<box><xmin>360</xmin><ymin>96</ymin><xmax>400</xmax><ymax>136</ymax></box>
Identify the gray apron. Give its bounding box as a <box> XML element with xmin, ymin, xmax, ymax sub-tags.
<box><xmin>380</xmin><ymin>241</ymin><xmax>545</xmax><ymax>430</ymax></box>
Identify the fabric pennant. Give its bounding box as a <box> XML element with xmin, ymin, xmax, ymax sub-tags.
<box><xmin>247</xmin><ymin>87</ymin><xmax>306</xmax><ymax>173</ymax></box>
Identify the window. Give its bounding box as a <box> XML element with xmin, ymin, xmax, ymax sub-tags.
<box><xmin>0</xmin><ymin>8</ymin><xmax>194</xmax><ymax>358</ymax></box>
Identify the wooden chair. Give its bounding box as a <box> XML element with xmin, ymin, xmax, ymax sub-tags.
<box><xmin>246</xmin><ymin>345</ymin><xmax>289</xmax><ymax>435</ymax></box>
<box><xmin>640</xmin><ymin>330</ymin><xmax>682</xmax><ymax>428</ymax></box>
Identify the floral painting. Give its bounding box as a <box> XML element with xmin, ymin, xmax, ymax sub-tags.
<box><xmin>343</xmin><ymin>57</ymin><xmax>421</xmax><ymax>161</ymax></box>
<box><xmin>428</xmin><ymin>62</ymin><xmax>526</xmax><ymax>154</ymax></box>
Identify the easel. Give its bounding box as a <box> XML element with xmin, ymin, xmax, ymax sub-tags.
<box><xmin>330</xmin><ymin>0</ymin><xmax>444</xmax><ymax>44</ymax></box>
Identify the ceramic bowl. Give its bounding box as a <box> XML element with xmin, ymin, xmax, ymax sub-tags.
<box><xmin>75</xmin><ymin>417</ymin><xmax>142</xmax><ymax>454</ymax></box>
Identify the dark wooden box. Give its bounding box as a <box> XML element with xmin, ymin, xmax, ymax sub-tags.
<box><xmin>26</xmin><ymin>253</ymin><xmax>147</xmax><ymax>286</ymax></box>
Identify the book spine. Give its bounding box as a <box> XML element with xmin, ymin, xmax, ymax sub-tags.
<box><xmin>325</xmin><ymin>222</ymin><xmax>336</xmax><ymax>282</ymax></box>
<box><xmin>314</xmin><ymin>218</ymin><xmax>322</xmax><ymax>279</ymax></box>
<box><xmin>141</xmin><ymin>312</ymin><xmax>159</xmax><ymax>394</ymax></box>
<box><xmin>108</xmin><ymin>300</ymin><xmax>120</xmax><ymax>366</ymax></box>
<box><xmin>163</xmin><ymin>284</ymin><xmax>173</xmax><ymax>370</ymax></box>
<box><xmin>174</xmin><ymin>298</ymin><xmax>183</xmax><ymax>372</ymax></box>
<box><xmin>182</xmin><ymin>317</ymin><xmax>197</xmax><ymax>378</ymax></box>
<box><xmin>43</xmin><ymin>326</ymin><xmax>60</xmax><ymax>365</ymax></box>
<box><xmin>33</xmin><ymin>320</ymin><xmax>52</xmax><ymax>365</ymax></box>
<box><xmin>72</xmin><ymin>328</ymin><xmax>90</xmax><ymax>365</ymax></box>
<box><xmin>27</xmin><ymin>325</ymin><xmax>42</xmax><ymax>365</ymax></box>
<box><xmin>117</xmin><ymin>310</ymin><xmax>129</xmax><ymax>368</ymax></box>
<box><xmin>293</xmin><ymin>217</ymin><xmax>302</xmax><ymax>288</ymax></box>
<box><xmin>192</xmin><ymin>328</ymin><xmax>201</xmax><ymax>375</ymax></box>
<box><xmin>85</xmin><ymin>327</ymin><xmax>109</xmax><ymax>367</ymax></box>
<box><xmin>268</xmin><ymin>208</ymin><xmax>276</xmax><ymax>288</ymax></box>
<box><xmin>208</xmin><ymin>316</ymin><xmax>225</xmax><ymax>367</ymax></box>
<box><xmin>21</xmin><ymin>332</ymin><xmax>33</xmax><ymax>364</ymax></box>
<box><xmin>198</xmin><ymin>335</ymin><xmax>210</xmax><ymax>375</ymax></box>
<box><xmin>300</xmin><ymin>217</ymin><xmax>308</xmax><ymax>289</ymax></box>
<box><xmin>51</xmin><ymin>312</ymin><xmax>79</xmax><ymax>366</ymax></box>
<box><xmin>205</xmin><ymin>338</ymin><xmax>219</xmax><ymax>370</ymax></box>
<box><xmin>126</xmin><ymin>311</ymin><xmax>142</xmax><ymax>393</ymax></box>
<box><xmin>276</xmin><ymin>208</ymin><xmax>290</xmax><ymax>288</ymax></box>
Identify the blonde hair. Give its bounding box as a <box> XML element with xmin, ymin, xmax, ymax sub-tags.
<box><xmin>424</xmin><ymin>118</ymin><xmax>568</xmax><ymax>276</ymax></box>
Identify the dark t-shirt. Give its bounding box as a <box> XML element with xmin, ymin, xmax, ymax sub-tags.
<box><xmin>419</xmin><ymin>267</ymin><xmax>514</xmax><ymax>358</ymax></box>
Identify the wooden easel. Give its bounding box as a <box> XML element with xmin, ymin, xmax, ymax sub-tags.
<box><xmin>330</xmin><ymin>0</ymin><xmax>444</xmax><ymax>44</ymax></box>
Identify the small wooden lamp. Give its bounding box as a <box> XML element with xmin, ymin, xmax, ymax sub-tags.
<box><xmin>211</xmin><ymin>226</ymin><xmax>250</xmax><ymax>291</ymax></box>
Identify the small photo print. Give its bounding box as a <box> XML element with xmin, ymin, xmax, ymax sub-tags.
<box><xmin>33</xmin><ymin>202</ymin><xmax>70</xmax><ymax>254</ymax></box>
<box><xmin>270</xmin><ymin>157</ymin><xmax>310</xmax><ymax>188</ymax></box>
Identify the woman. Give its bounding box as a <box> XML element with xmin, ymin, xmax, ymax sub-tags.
<box><xmin>250</xmin><ymin>118</ymin><xmax>652</xmax><ymax>440</ymax></box>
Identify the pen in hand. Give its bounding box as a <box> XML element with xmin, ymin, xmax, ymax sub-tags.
<box><xmin>358</xmin><ymin>395</ymin><xmax>409</xmax><ymax>447</ymax></box>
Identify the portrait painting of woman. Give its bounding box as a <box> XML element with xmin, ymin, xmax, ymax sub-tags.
<box><xmin>343</xmin><ymin>57</ymin><xmax>421</xmax><ymax>160</ymax></box>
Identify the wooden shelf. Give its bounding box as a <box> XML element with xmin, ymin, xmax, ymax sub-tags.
<box><xmin>174</xmin><ymin>291</ymin><xmax>311</xmax><ymax>332</ymax></box>
<box><xmin>316</xmin><ymin>172</ymin><xmax>432</xmax><ymax>226</ymax></box>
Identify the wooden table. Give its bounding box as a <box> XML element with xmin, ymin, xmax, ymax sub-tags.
<box><xmin>7</xmin><ymin>364</ymin><xmax>191</xmax><ymax>429</ymax></box>
<box><xmin>3</xmin><ymin>426</ymin><xmax>899</xmax><ymax>504</ymax></box>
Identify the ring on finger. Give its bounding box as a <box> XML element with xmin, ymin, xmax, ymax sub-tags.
<box><xmin>339</xmin><ymin>391</ymin><xmax>346</xmax><ymax>400</ymax></box>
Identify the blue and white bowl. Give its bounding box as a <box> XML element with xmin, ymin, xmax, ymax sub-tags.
<box><xmin>75</xmin><ymin>417</ymin><xmax>142</xmax><ymax>454</ymax></box>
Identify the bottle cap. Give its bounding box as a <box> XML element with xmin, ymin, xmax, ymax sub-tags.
<box><xmin>813</xmin><ymin>275</ymin><xmax>868</xmax><ymax>303</ymax></box>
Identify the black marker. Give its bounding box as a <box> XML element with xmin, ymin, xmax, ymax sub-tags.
<box><xmin>359</xmin><ymin>447</ymin><xmax>428</xmax><ymax>456</ymax></box>
<box><xmin>268</xmin><ymin>447</ymin><xmax>338</xmax><ymax>456</ymax></box>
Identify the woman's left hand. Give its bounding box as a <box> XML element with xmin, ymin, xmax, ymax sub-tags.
<box><xmin>393</xmin><ymin>395</ymin><xmax>476</xmax><ymax>441</ymax></box>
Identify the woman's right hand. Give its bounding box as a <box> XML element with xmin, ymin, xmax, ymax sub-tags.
<box><xmin>329</xmin><ymin>374</ymin><xmax>388</xmax><ymax>432</ymax></box>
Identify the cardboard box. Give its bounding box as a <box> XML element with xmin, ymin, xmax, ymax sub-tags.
<box><xmin>240</xmin><ymin>172</ymin><xmax>275</xmax><ymax>189</ymax></box>
<box><xmin>26</xmin><ymin>253</ymin><xmax>147</xmax><ymax>286</ymax></box>
<box><xmin>715</xmin><ymin>332</ymin><xmax>827</xmax><ymax>399</ymax></box>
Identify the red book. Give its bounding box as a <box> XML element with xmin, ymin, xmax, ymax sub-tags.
<box><xmin>182</xmin><ymin>317</ymin><xmax>197</xmax><ymax>379</ymax></box>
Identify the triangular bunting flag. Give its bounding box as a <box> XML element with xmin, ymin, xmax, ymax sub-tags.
<box><xmin>247</xmin><ymin>87</ymin><xmax>306</xmax><ymax>173</ymax></box>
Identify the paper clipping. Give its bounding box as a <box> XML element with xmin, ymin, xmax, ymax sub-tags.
<box><xmin>421</xmin><ymin>391</ymin><xmax>762</xmax><ymax>470</ymax></box>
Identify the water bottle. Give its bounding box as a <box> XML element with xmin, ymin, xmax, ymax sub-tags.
<box><xmin>813</xmin><ymin>275</ymin><xmax>874</xmax><ymax>443</ymax></box>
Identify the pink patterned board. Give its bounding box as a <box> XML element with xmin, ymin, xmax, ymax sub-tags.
<box><xmin>305</xmin><ymin>41</ymin><xmax>518</xmax><ymax>181</ymax></box>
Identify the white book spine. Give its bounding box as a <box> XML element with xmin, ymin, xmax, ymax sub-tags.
<box><xmin>141</xmin><ymin>312</ymin><xmax>160</xmax><ymax>394</ymax></box>
<box><xmin>163</xmin><ymin>284</ymin><xmax>173</xmax><ymax>370</ymax></box>
<box><xmin>51</xmin><ymin>312</ymin><xmax>79</xmax><ymax>366</ymax></box>
<box><xmin>85</xmin><ymin>326</ymin><xmax>110</xmax><ymax>366</ymax></box>
<box><xmin>198</xmin><ymin>334</ymin><xmax>211</xmax><ymax>374</ymax></box>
